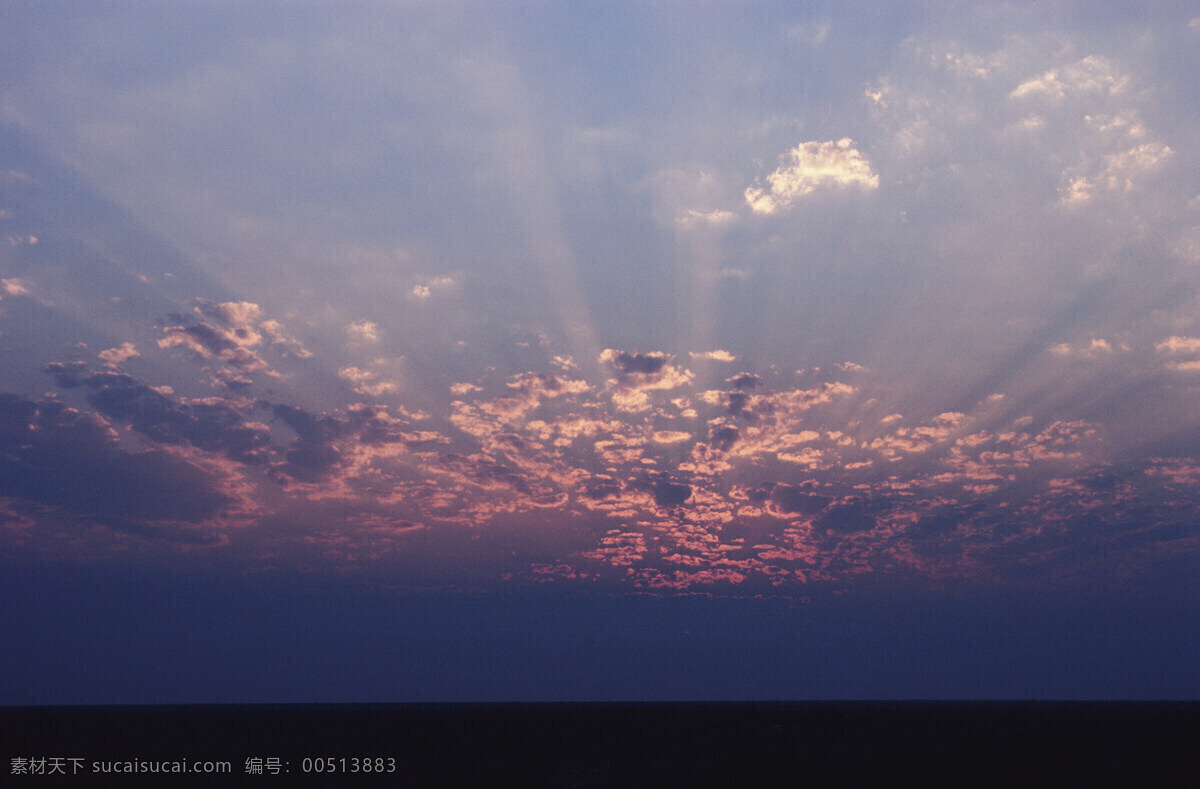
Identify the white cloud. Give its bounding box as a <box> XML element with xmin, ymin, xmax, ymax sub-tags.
<box><xmin>1098</xmin><ymin>143</ymin><xmax>1172</xmax><ymax>192</ymax></box>
<box><xmin>1156</xmin><ymin>336</ymin><xmax>1200</xmax><ymax>354</ymax></box>
<box><xmin>261</xmin><ymin>320</ymin><xmax>313</xmax><ymax>358</ymax></box>
<box><xmin>1060</xmin><ymin>176</ymin><xmax>1093</xmax><ymax>203</ymax></box>
<box><xmin>98</xmin><ymin>342</ymin><xmax>139</xmax><ymax>365</ymax></box>
<box><xmin>1049</xmin><ymin>339</ymin><xmax>1123</xmax><ymax>359</ymax></box>
<box><xmin>409</xmin><ymin>276</ymin><xmax>454</xmax><ymax>301</ymax></box>
<box><xmin>678</xmin><ymin>208</ymin><xmax>738</xmax><ymax>228</ymax></box>
<box><xmin>690</xmin><ymin>350</ymin><xmax>737</xmax><ymax>362</ymax></box>
<box><xmin>0</xmin><ymin>278</ymin><xmax>30</xmax><ymax>297</ymax></box>
<box><xmin>745</xmin><ymin>139</ymin><xmax>879</xmax><ymax>214</ymax></box>
<box><xmin>204</xmin><ymin>300</ymin><xmax>262</xmax><ymax>328</ymax></box>
<box><xmin>942</xmin><ymin>50</ymin><xmax>990</xmax><ymax>79</ymax></box>
<box><xmin>348</xmin><ymin>320</ymin><xmax>380</xmax><ymax>343</ymax></box>
<box><xmin>551</xmin><ymin>355</ymin><xmax>578</xmax><ymax>372</ymax></box>
<box><xmin>339</xmin><ymin>366</ymin><xmax>398</xmax><ymax>397</ymax></box>
<box><xmin>1010</xmin><ymin>55</ymin><xmax>1127</xmax><ymax>100</ymax></box>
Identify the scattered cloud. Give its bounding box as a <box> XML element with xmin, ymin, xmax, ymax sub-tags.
<box><xmin>1157</xmin><ymin>335</ymin><xmax>1200</xmax><ymax>371</ymax></box>
<box><xmin>690</xmin><ymin>349</ymin><xmax>737</xmax><ymax>362</ymax></box>
<box><xmin>678</xmin><ymin>208</ymin><xmax>738</xmax><ymax>227</ymax></box>
<box><xmin>338</xmin><ymin>366</ymin><xmax>399</xmax><ymax>397</ymax></box>
<box><xmin>97</xmin><ymin>343</ymin><xmax>139</xmax><ymax>366</ymax></box>
<box><xmin>1010</xmin><ymin>55</ymin><xmax>1128</xmax><ymax>100</ymax></box>
<box><xmin>1156</xmin><ymin>336</ymin><xmax>1200</xmax><ymax>354</ymax></box>
<box><xmin>409</xmin><ymin>277</ymin><xmax>454</xmax><ymax>301</ymax></box>
<box><xmin>745</xmin><ymin>139</ymin><xmax>879</xmax><ymax>214</ymax></box>
<box><xmin>348</xmin><ymin>320</ymin><xmax>380</xmax><ymax>343</ymax></box>
<box><xmin>1</xmin><ymin>278</ymin><xmax>30</xmax><ymax>297</ymax></box>
<box><xmin>154</xmin><ymin>300</ymin><xmax>308</xmax><ymax>389</ymax></box>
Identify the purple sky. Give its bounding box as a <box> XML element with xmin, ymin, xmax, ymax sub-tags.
<box><xmin>1</xmin><ymin>1</ymin><xmax>1198</xmax><ymax>702</ymax></box>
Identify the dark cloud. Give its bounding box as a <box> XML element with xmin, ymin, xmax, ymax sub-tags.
<box><xmin>44</xmin><ymin>363</ymin><xmax>423</xmax><ymax>484</ymax></box>
<box><xmin>345</xmin><ymin>404</ymin><xmax>410</xmax><ymax>445</ymax></box>
<box><xmin>490</xmin><ymin>432</ymin><xmax>539</xmax><ymax>455</ymax></box>
<box><xmin>605</xmin><ymin>351</ymin><xmax>667</xmax><ymax>376</ymax></box>
<box><xmin>910</xmin><ymin>512</ymin><xmax>960</xmax><ymax>537</ymax></box>
<box><xmin>0</xmin><ymin>393</ymin><xmax>229</xmax><ymax>525</ymax></box>
<box><xmin>583</xmin><ymin>476</ymin><xmax>622</xmax><ymax>500</ymax></box>
<box><xmin>653</xmin><ymin>480</ymin><xmax>692</xmax><ymax>507</ymax></box>
<box><xmin>726</xmin><ymin>390</ymin><xmax>751</xmax><ymax>417</ymax></box>
<box><xmin>726</xmin><ymin>373</ymin><xmax>761</xmax><ymax>390</ymax></box>
<box><xmin>44</xmin><ymin>363</ymin><xmax>270</xmax><ymax>464</ymax></box>
<box><xmin>815</xmin><ymin>499</ymin><xmax>888</xmax><ymax>534</ymax></box>
<box><xmin>269</xmin><ymin>403</ymin><xmax>345</xmax><ymax>482</ymax></box>
<box><xmin>708</xmin><ymin>424</ymin><xmax>740</xmax><ymax>451</ymax></box>
<box><xmin>507</xmin><ymin>372</ymin><xmax>564</xmax><ymax>397</ymax></box>
<box><xmin>436</xmin><ymin>452</ymin><xmax>532</xmax><ymax>495</ymax></box>
<box><xmin>769</xmin><ymin>485</ymin><xmax>832</xmax><ymax>515</ymax></box>
<box><xmin>163</xmin><ymin>319</ymin><xmax>238</xmax><ymax>357</ymax></box>
<box><xmin>155</xmin><ymin>301</ymin><xmax>277</xmax><ymax>386</ymax></box>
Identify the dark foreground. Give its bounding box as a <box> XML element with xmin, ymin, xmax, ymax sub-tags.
<box><xmin>3</xmin><ymin>702</ymin><xmax>1195</xmax><ymax>785</ymax></box>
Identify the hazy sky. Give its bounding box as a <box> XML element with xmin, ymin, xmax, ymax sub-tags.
<box><xmin>2</xmin><ymin>1</ymin><xmax>1198</xmax><ymax>702</ymax></box>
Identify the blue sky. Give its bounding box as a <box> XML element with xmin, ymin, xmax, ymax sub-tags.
<box><xmin>1</xmin><ymin>1</ymin><xmax>1198</xmax><ymax>701</ymax></box>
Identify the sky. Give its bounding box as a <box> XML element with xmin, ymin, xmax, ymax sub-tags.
<box><xmin>1</xmin><ymin>1</ymin><xmax>1198</xmax><ymax>702</ymax></box>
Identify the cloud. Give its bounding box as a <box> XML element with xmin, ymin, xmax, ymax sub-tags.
<box><xmin>745</xmin><ymin>139</ymin><xmax>879</xmax><ymax>214</ymax></box>
<box><xmin>1010</xmin><ymin>55</ymin><xmax>1128</xmax><ymax>100</ymax></box>
<box><xmin>1049</xmin><ymin>339</ymin><xmax>1123</xmax><ymax>359</ymax></box>
<box><xmin>157</xmin><ymin>300</ymin><xmax>299</xmax><ymax>387</ymax></box>
<box><xmin>653</xmin><ymin>480</ymin><xmax>691</xmax><ymax>507</ymax></box>
<box><xmin>460</xmin><ymin>372</ymin><xmax>592</xmax><ymax>428</ymax></box>
<box><xmin>1157</xmin><ymin>335</ymin><xmax>1200</xmax><ymax>371</ymax></box>
<box><xmin>43</xmin><ymin>363</ymin><xmax>272</xmax><ymax>465</ymax></box>
<box><xmin>1</xmin><ymin>278</ymin><xmax>30</xmax><ymax>297</ymax></box>
<box><xmin>338</xmin><ymin>366</ymin><xmax>398</xmax><ymax>397</ymax></box>
<box><xmin>25</xmin><ymin>321</ymin><xmax>1200</xmax><ymax>592</ymax></box>
<box><xmin>197</xmin><ymin>300</ymin><xmax>262</xmax><ymax>328</ymax></box>
<box><xmin>600</xmin><ymin>349</ymin><xmax>693</xmax><ymax>391</ymax></box>
<box><xmin>600</xmin><ymin>349</ymin><xmax>694</xmax><ymax>413</ymax></box>
<box><xmin>260</xmin><ymin>320</ymin><xmax>312</xmax><ymax>357</ymax></box>
<box><xmin>1096</xmin><ymin>142</ymin><xmax>1173</xmax><ymax>192</ymax></box>
<box><xmin>677</xmin><ymin>209</ymin><xmax>738</xmax><ymax>227</ymax></box>
<box><xmin>1157</xmin><ymin>336</ymin><xmax>1200</xmax><ymax>354</ymax></box>
<box><xmin>269</xmin><ymin>403</ymin><xmax>346</xmax><ymax>483</ymax></box>
<box><xmin>408</xmin><ymin>277</ymin><xmax>454</xmax><ymax>301</ymax></box>
<box><xmin>348</xmin><ymin>320</ymin><xmax>380</xmax><ymax>343</ymax></box>
<box><xmin>97</xmin><ymin>343</ymin><xmax>139</xmax><ymax>366</ymax></box>
<box><xmin>6</xmin><ymin>10</ymin><xmax>1200</xmax><ymax>596</ymax></box>
<box><xmin>689</xmin><ymin>349</ymin><xmax>737</xmax><ymax>362</ymax></box>
<box><xmin>725</xmin><ymin>373</ymin><xmax>761</xmax><ymax>389</ymax></box>
<box><xmin>152</xmin><ymin>301</ymin><xmax>311</xmax><ymax>387</ymax></box>
<box><xmin>0</xmin><ymin>393</ymin><xmax>232</xmax><ymax>530</ymax></box>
